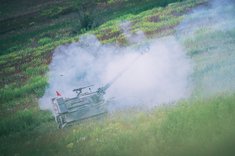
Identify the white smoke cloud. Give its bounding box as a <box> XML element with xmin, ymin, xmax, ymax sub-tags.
<box><xmin>40</xmin><ymin>0</ymin><xmax>235</xmax><ymax>112</ymax></box>
<box><xmin>104</xmin><ymin>37</ymin><xmax>192</xmax><ymax>111</ymax></box>
<box><xmin>177</xmin><ymin>0</ymin><xmax>235</xmax><ymax>37</ymax></box>
<box><xmin>39</xmin><ymin>0</ymin><xmax>232</xmax><ymax>111</ymax></box>
<box><xmin>176</xmin><ymin>0</ymin><xmax>235</xmax><ymax>97</ymax></box>
<box><xmin>39</xmin><ymin>30</ymin><xmax>193</xmax><ymax>111</ymax></box>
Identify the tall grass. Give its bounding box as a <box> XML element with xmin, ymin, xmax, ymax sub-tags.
<box><xmin>0</xmin><ymin>109</ymin><xmax>52</xmax><ymax>137</ymax></box>
<box><xmin>1</xmin><ymin>93</ymin><xmax>235</xmax><ymax>156</ymax></box>
<box><xmin>0</xmin><ymin>76</ymin><xmax>48</xmax><ymax>102</ymax></box>
<box><xmin>3</xmin><ymin>0</ymin><xmax>235</xmax><ymax>155</ymax></box>
<box><xmin>184</xmin><ymin>28</ymin><xmax>235</xmax><ymax>96</ymax></box>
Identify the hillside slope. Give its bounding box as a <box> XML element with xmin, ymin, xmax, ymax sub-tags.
<box><xmin>1</xmin><ymin>0</ymin><xmax>235</xmax><ymax>155</ymax></box>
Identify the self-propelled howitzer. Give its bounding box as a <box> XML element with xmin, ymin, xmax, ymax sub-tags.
<box><xmin>52</xmin><ymin>53</ymin><xmax>145</xmax><ymax>128</ymax></box>
<box><xmin>52</xmin><ymin>69</ymin><xmax>124</xmax><ymax>128</ymax></box>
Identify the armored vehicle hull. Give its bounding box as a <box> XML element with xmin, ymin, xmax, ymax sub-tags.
<box><xmin>51</xmin><ymin>53</ymin><xmax>145</xmax><ymax>128</ymax></box>
<box><xmin>52</xmin><ymin>90</ymin><xmax>108</xmax><ymax>128</ymax></box>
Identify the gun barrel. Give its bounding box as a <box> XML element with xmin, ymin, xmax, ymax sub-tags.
<box><xmin>101</xmin><ymin>53</ymin><xmax>144</xmax><ymax>93</ymax></box>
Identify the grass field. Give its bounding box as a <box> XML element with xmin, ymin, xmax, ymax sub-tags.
<box><xmin>1</xmin><ymin>0</ymin><xmax>235</xmax><ymax>155</ymax></box>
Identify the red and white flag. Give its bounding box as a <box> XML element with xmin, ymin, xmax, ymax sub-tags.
<box><xmin>56</xmin><ymin>91</ymin><xmax>61</xmax><ymax>96</ymax></box>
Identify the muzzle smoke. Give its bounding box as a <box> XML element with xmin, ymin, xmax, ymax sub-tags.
<box><xmin>39</xmin><ymin>23</ymin><xmax>192</xmax><ymax>111</ymax></box>
<box><xmin>40</xmin><ymin>0</ymin><xmax>235</xmax><ymax>112</ymax></box>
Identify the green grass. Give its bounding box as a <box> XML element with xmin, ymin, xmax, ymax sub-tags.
<box><xmin>184</xmin><ymin>28</ymin><xmax>235</xmax><ymax>96</ymax></box>
<box><xmin>1</xmin><ymin>93</ymin><xmax>235</xmax><ymax>156</ymax></box>
<box><xmin>0</xmin><ymin>109</ymin><xmax>52</xmax><ymax>137</ymax></box>
<box><xmin>0</xmin><ymin>0</ymin><xmax>206</xmax><ymax>116</ymax></box>
<box><xmin>2</xmin><ymin>0</ymin><xmax>235</xmax><ymax>155</ymax></box>
<box><xmin>0</xmin><ymin>76</ymin><xmax>48</xmax><ymax>102</ymax></box>
<box><xmin>0</xmin><ymin>0</ymin><xmax>189</xmax><ymax>55</ymax></box>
